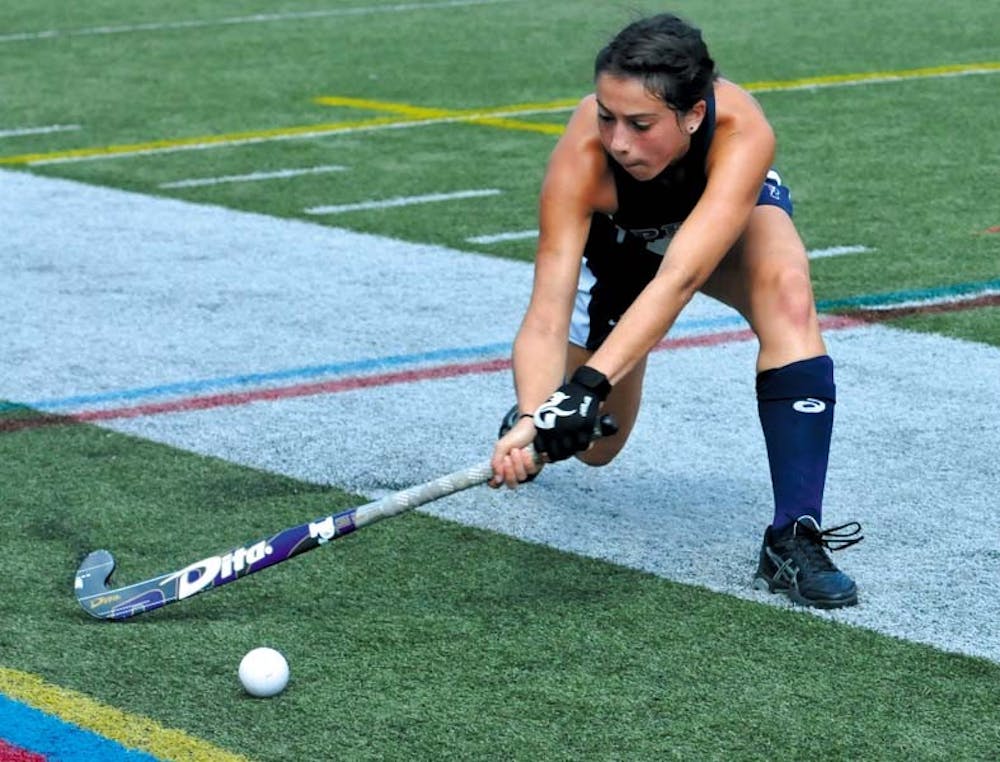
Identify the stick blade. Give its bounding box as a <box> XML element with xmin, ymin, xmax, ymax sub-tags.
<box><xmin>74</xmin><ymin>550</ymin><xmax>118</xmax><ymax>618</ymax></box>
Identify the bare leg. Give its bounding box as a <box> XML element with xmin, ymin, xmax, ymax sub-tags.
<box><xmin>700</xmin><ymin>205</ymin><xmax>826</xmax><ymax>371</ymax></box>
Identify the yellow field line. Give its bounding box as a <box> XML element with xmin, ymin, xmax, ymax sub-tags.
<box><xmin>313</xmin><ymin>95</ymin><xmax>573</xmax><ymax>135</ymax></box>
<box><xmin>0</xmin><ymin>101</ymin><xmax>574</xmax><ymax>166</ymax></box>
<box><xmin>0</xmin><ymin>115</ymin><xmax>410</xmax><ymax>165</ymax></box>
<box><xmin>743</xmin><ymin>60</ymin><xmax>1000</xmax><ymax>92</ymax></box>
<box><xmin>0</xmin><ymin>666</ymin><xmax>253</xmax><ymax>762</ymax></box>
<box><xmin>2</xmin><ymin>62</ymin><xmax>996</xmax><ymax>166</ymax></box>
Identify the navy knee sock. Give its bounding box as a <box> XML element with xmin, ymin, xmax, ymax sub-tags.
<box><xmin>756</xmin><ymin>355</ymin><xmax>836</xmax><ymax>531</ymax></box>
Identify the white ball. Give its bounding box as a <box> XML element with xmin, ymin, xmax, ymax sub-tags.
<box><xmin>238</xmin><ymin>647</ymin><xmax>289</xmax><ymax>697</ymax></box>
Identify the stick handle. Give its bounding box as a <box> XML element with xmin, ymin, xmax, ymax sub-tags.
<box><xmin>354</xmin><ymin>447</ymin><xmax>534</xmax><ymax>529</ymax></box>
<box><xmin>353</xmin><ymin>412</ymin><xmax>617</xmax><ymax>528</ymax></box>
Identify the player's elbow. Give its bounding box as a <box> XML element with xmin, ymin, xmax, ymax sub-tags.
<box><xmin>656</xmin><ymin>263</ymin><xmax>703</xmax><ymax>308</ymax></box>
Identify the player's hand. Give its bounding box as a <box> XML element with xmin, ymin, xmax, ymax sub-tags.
<box><xmin>532</xmin><ymin>366</ymin><xmax>611</xmax><ymax>462</ymax></box>
<box><xmin>490</xmin><ymin>415</ymin><xmax>541</xmax><ymax>489</ymax></box>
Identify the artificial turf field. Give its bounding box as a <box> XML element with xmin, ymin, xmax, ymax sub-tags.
<box><xmin>2</xmin><ymin>1</ymin><xmax>1000</xmax><ymax>759</ymax></box>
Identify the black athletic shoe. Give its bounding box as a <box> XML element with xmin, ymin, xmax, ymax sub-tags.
<box><xmin>753</xmin><ymin>515</ymin><xmax>862</xmax><ymax>609</ymax></box>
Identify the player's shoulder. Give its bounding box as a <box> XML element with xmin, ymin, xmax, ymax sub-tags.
<box><xmin>705</xmin><ymin>79</ymin><xmax>776</xmax><ymax>178</ymax></box>
<box><xmin>564</xmin><ymin>93</ymin><xmax>600</xmax><ymax>134</ymax></box>
<box><xmin>551</xmin><ymin>94</ymin><xmax>606</xmax><ymax>170</ymax></box>
<box><xmin>713</xmin><ymin>78</ymin><xmax>769</xmax><ymax>127</ymax></box>
<box><xmin>543</xmin><ymin>94</ymin><xmax>612</xmax><ymax>209</ymax></box>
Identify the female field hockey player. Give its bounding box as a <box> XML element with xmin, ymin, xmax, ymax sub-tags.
<box><xmin>489</xmin><ymin>12</ymin><xmax>861</xmax><ymax>608</ymax></box>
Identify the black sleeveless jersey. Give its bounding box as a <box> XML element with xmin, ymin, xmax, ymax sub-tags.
<box><xmin>607</xmin><ymin>91</ymin><xmax>716</xmax><ymax>245</ymax></box>
<box><xmin>577</xmin><ymin>92</ymin><xmax>717</xmax><ymax>349</ymax></box>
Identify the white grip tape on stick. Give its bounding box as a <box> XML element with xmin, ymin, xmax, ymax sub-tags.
<box><xmin>353</xmin><ymin>445</ymin><xmax>538</xmax><ymax>529</ymax></box>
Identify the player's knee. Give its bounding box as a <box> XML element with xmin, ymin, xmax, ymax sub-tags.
<box><xmin>762</xmin><ymin>266</ymin><xmax>816</xmax><ymax>329</ymax></box>
<box><xmin>575</xmin><ymin>438</ymin><xmax>624</xmax><ymax>467</ymax></box>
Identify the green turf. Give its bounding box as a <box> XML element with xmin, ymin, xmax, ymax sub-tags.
<box><xmin>3</xmin><ymin>0</ymin><xmax>997</xmax><ymax>346</ymax></box>
<box><xmin>887</xmin><ymin>305</ymin><xmax>1000</xmax><ymax>346</ymax></box>
<box><xmin>4</xmin><ymin>416</ymin><xmax>1000</xmax><ymax>760</ymax></box>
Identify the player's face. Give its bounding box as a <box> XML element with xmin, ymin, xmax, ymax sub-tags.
<box><xmin>595</xmin><ymin>73</ymin><xmax>699</xmax><ymax>180</ymax></box>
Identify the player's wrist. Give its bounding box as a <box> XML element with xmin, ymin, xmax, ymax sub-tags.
<box><xmin>569</xmin><ymin>365</ymin><xmax>612</xmax><ymax>401</ymax></box>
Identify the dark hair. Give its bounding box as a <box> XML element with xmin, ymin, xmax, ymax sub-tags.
<box><xmin>595</xmin><ymin>13</ymin><xmax>717</xmax><ymax>113</ymax></box>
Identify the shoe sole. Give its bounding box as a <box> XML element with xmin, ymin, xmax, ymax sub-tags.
<box><xmin>752</xmin><ymin>574</ymin><xmax>858</xmax><ymax>609</ymax></box>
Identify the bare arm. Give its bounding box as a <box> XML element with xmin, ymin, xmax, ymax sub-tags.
<box><xmin>490</xmin><ymin>98</ymin><xmax>608</xmax><ymax>486</ymax></box>
<box><xmin>511</xmin><ymin>98</ymin><xmax>609</xmax><ymax>412</ymax></box>
<box><xmin>586</xmin><ymin>81</ymin><xmax>776</xmax><ymax>383</ymax></box>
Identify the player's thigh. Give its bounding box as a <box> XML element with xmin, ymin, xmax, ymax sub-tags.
<box><xmin>567</xmin><ymin>342</ymin><xmax>645</xmax><ymax>464</ymax></box>
<box><xmin>701</xmin><ymin>206</ymin><xmax>825</xmax><ymax>367</ymax></box>
<box><xmin>700</xmin><ymin>205</ymin><xmax>814</xmax><ymax>323</ymax></box>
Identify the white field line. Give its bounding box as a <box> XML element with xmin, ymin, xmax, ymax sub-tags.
<box><xmin>467</xmin><ymin>229</ymin><xmax>538</xmax><ymax>244</ymax></box>
<box><xmin>859</xmin><ymin>288</ymin><xmax>1000</xmax><ymax>311</ymax></box>
<box><xmin>468</xmin><ymin>231</ymin><xmax>872</xmax><ymax>259</ymax></box>
<box><xmin>159</xmin><ymin>164</ymin><xmax>346</xmax><ymax>189</ymax></box>
<box><xmin>0</xmin><ymin>124</ymin><xmax>81</xmax><ymax>138</ymax></box>
<box><xmin>305</xmin><ymin>189</ymin><xmax>500</xmax><ymax>214</ymax></box>
<box><xmin>0</xmin><ymin>0</ymin><xmax>514</xmax><ymax>44</ymax></box>
<box><xmin>808</xmin><ymin>244</ymin><xmax>871</xmax><ymax>259</ymax></box>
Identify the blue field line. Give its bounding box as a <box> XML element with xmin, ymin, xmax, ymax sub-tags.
<box><xmin>2</xmin><ymin>278</ymin><xmax>997</xmax><ymax>415</ymax></box>
<box><xmin>0</xmin><ymin>314</ymin><xmax>750</xmax><ymax>413</ymax></box>
<box><xmin>0</xmin><ymin>342</ymin><xmax>512</xmax><ymax>413</ymax></box>
<box><xmin>816</xmin><ymin>277</ymin><xmax>1000</xmax><ymax>310</ymax></box>
<box><xmin>0</xmin><ymin>693</ymin><xmax>162</xmax><ymax>761</ymax></box>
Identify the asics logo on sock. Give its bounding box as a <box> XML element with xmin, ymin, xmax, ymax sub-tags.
<box><xmin>792</xmin><ymin>398</ymin><xmax>827</xmax><ymax>414</ymax></box>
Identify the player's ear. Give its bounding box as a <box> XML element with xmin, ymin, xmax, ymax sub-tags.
<box><xmin>683</xmin><ymin>100</ymin><xmax>707</xmax><ymax>133</ymax></box>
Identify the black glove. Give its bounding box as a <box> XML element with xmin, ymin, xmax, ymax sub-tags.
<box><xmin>532</xmin><ymin>366</ymin><xmax>612</xmax><ymax>461</ymax></box>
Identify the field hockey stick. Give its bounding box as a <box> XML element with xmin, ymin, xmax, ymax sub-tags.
<box><xmin>74</xmin><ymin>416</ymin><xmax>618</xmax><ymax>620</ymax></box>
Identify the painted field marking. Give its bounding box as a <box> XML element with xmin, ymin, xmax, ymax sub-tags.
<box><xmin>466</xmin><ymin>229</ymin><xmax>872</xmax><ymax>260</ymax></box>
<box><xmin>0</xmin><ymin>0</ymin><xmax>514</xmax><ymax>44</ymax></box>
<box><xmin>1</xmin><ymin>320</ymin><xmax>859</xmax><ymax>432</ymax></box>
<box><xmin>838</xmin><ymin>289</ymin><xmax>1000</xmax><ymax>317</ymax></box>
<box><xmin>0</xmin><ymin>667</ymin><xmax>250</xmax><ymax>762</ymax></box>
<box><xmin>467</xmin><ymin>229</ymin><xmax>539</xmax><ymax>244</ymax></box>
<box><xmin>0</xmin><ymin>694</ymin><xmax>160</xmax><ymax>762</ymax></box>
<box><xmin>0</xmin><ymin>124</ymin><xmax>80</xmax><ymax>138</ymax></box>
<box><xmin>0</xmin><ymin>737</ymin><xmax>46</xmax><ymax>761</ymax></box>
<box><xmin>3</xmin><ymin>62</ymin><xmax>996</xmax><ymax>166</ymax></box>
<box><xmin>313</xmin><ymin>94</ymin><xmax>568</xmax><ymax>136</ymax></box>
<box><xmin>2</xmin><ymin>281</ymin><xmax>996</xmax><ymax>421</ymax></box>
<box><xmin>7</xmin><ymin>293</ymin><xmax>994</xmax><ymax>434</ymax></box>
<box><xmin>304</xmin><ymin>188</ymin><xmax>500</xmax><ymax>215</ymax></box>
<box><xmin>808</xmin><ymin>244</ymin><xmax>871</xmax><ymax>259</ymax></box>
<box><xmin>159</xmin><ymin>163</ymin><xmax>346</xmax><ymax>188</ymax></box>
<box><xmin>2</xmin><ymin>276</ymin><xmax>998</xmax><ymax>422</ymax></box>
<box><xmin>743</xmin><ymin>61</ymin><xmax>1000</xmax><ymax>92</ymax></box>
<box><xmin>14</xmin><ymin>294</ymin><xmax>1000</xmax><ymax>434</ymax></box>
<box><xmin>0</xmin><ymin>102</ymin><xmax>574</xmax><ymax>166</ymax></box>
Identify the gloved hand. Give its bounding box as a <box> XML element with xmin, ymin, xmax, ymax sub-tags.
<box><xmin>532</xmin><ymin>366</ymin><xmax>611</xmax><ymax>461</ymax></box>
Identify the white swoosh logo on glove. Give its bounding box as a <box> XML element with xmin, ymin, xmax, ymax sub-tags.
<box><xmin>533</xmin><ymin>391</ymin><xmax>576</xmax><ymax>430</ymax></box>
